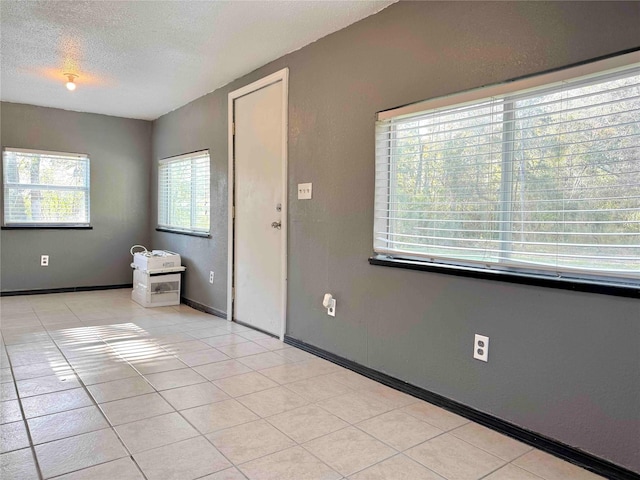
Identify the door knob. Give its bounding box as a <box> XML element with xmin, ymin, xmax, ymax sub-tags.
<box><xmin>271</xmin><ymin>221</ymin><xmax>282</xmax><ymax>230</ymax></box>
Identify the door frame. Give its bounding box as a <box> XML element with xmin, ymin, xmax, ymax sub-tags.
<box><xmin>227</xmin><ymin>68</ymin><xmax>289</xmax><ymax>340</ymax></box>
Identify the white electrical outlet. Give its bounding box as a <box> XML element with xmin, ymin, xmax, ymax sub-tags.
<box><xmin>209</xmin><ymin>271</ymin><xmax>214</xmax><ymax>284</ymax></box>
<box><xmin>41</xmin><ymin>255</ymin><xmax>49</xmax><ymax>267</ymax></box>
<box><xmin>474</xmin><ymin>334</ymin><xmax>489</xmax><ymax>362</ymax></box>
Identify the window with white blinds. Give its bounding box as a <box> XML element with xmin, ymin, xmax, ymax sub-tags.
<box><xmin>158</xmin><ymin>150</ymin><xmax>210</xmax><ymax>234</ymax></box>
<box><xmin>375</xmin><ymin>54</ymin><xmax>640</xmax><ymax>285</ymax></box>
<box><xmin>2</xmin><ymin>148</ymin><xmax>90</xmax><ymax>226</ymax></box>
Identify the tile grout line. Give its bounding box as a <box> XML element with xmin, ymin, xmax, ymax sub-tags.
<box><xmin>62</xmin><ymin>316</ymin><xmax>212</xmax><ymax>478</ymax></box>
<box><xmin>242</xmin><ymin>376</ymin><xmax>476</xmax><ymax>478</ymax></box>
<box><xmin>1</xmin><ymin>324</ymin><xmax>46</xmax><ymax>480</ymax></box>
<box><xmin>9</xmin><ymin>315</ymin><xmax>446</xmax><ymax>480</ymax></box>
<box><xmin>476</xmin><ymin>456</ymin><xmax>547</xmax><ymax>480</ymax></box>
<box><xmin>30</xmin><ymin>301</ymin><xmax>152</xmax><ymax>480</ymax></box>
<box><xmin>493</xmin><ymin>450</ymin><xmax>551</xmax><ymax>480</ymax></box>
<box><xmin>81</xmin><ymin>305</ymin><xmax>276</xmax><ymax>476</ymax></box>
<box><xmin>5</xmin><ymin>292</ymin><xmax>564</xmax><ymax>480</ymax></box>
<box><xmin>118</xmin><ymin>327</ymin><xmax>350</xmax><ymax>475</ymax></box>
<box><xmin>448</xmin><ymin>427</ymin><xmax>536</xmax><ymax>475</ymax></box>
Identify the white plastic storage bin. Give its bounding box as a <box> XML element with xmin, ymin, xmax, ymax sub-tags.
<box><xmin>132</xmin><ymin>270</ymin><xmax>182</xmax><ymax>307</ymax></box>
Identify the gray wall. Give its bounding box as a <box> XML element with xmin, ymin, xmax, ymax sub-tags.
<box><xmin>151</xmin><ymin>94</ymin><xmax>229</xmax><ymax>314</ymax></box>
<box><xmin>155</xmin><ymin>1</ymin><xmax>640</xmax><ymax>471</ymax></box>
<box><xmin>1</xmin><ymin>102</ymin><xmax>152</xmax><ymax>291</ymax></box>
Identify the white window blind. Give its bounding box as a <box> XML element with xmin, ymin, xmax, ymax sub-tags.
<box><xmin>2</xmin><ymin>148</ymin><xmax>90</xmax><ymax>226</ymax></box>
<box><xmin>375</xmin><ymin>55</ymin><xmax>640</xmax><ymax>284</ymax></box>
<box><xmin>158</xmin><ymin>150</ymin><xmax>210</xmax><ymax>234</ymax></box>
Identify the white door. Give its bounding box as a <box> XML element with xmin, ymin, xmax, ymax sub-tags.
<box><xmin>230</xmin><ymin>72</ymin><xmax>287</xmax><ymax>337</ymax></box>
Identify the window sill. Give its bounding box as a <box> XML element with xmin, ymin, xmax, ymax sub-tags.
<box><xmin>368</xmin><ymin>255</ymin><xmax>639</xmax><ymax>299</ymax></box>
<box><xmin>2</xmin><ymin>225</ymin><xmax>93</xmax><ymax>230</ymax></box>
<box><xmin>156</xmin><ymin>228</ymin><xmax>211</xmax><ymax>238</ymax></box>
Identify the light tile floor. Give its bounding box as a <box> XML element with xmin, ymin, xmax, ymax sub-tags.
<box><xmin>0</xmin><ymin>289</ymin><xmax>604</xmax><ymax>479</ymax></box>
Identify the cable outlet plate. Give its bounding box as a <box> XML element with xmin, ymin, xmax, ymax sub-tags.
<box><xmin>41</xmin><ymin>255</ymin><xmax>49</xmax><ymax>267</ymax></box>
<box><xmin>474</xmin><ymin>334</ymin><xmax>489</xmax><ymax>362</ymax></box>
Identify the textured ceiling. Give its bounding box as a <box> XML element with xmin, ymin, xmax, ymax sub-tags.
<box><xmin>0</xmin><ymin>0</ymin><xmax>395</xmax><ymax>120</ymax></box>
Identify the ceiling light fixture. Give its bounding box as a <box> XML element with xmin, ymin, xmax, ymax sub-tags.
<box><xmin>64</xmin><ymin>73</ymin><xmax>78</xmax><ymax>91</ymax></box>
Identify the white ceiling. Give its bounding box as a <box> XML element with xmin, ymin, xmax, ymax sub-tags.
<box><xmin>1</xmin><ymin>0</ymin><xmax>395</xmax><ymax>120</ymax></box>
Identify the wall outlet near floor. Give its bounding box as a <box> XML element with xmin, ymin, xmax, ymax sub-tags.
<box><xmin>474</xmin><ymin>334</ymin><xmax>489</xmax><ymax>362</ymax></box>
<box><xmin>209</xmin><ymin>271</ymin><xmax>214</xmax><ymax>284</ymax></box>
<box><xmin>41</xmin><ymin>255</ymin><xmax>49</xmax><ymax>267</ymax></box>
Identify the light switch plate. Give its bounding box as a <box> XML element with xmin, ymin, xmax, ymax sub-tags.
<box><xmin>298</xmin><ymin>183</ymin><xmax>312</xmax><ymax>200</ymax></box>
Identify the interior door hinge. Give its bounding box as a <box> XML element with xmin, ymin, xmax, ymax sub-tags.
<box><xmin>232</xmin><ymin>122</ymin><xmax>235</xmax><ymax>136</ymax></box>
<box><xmin>232</xmin><ymin>206</ymin><xmax>235</xmax><ymax>219</ymax></box>
<box><xmin>232</xmin><ymin>287</ymin><xmax>235</xmax><ymax>300</ymax></box>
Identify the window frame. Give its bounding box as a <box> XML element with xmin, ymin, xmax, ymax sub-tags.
<box><xmin>2</xmin><ymin>147</ymin><xmax>91</xmax><ymax>228</ymax></box>
<box><xmin>373</xmin><ymin>51</ymin><xmax>640</xmax><ymax>293</ymax></box>
<box><xmin>157</xmin><ymin>149</ymin><xmax>211</xmax><ymax>237</ymax></box>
